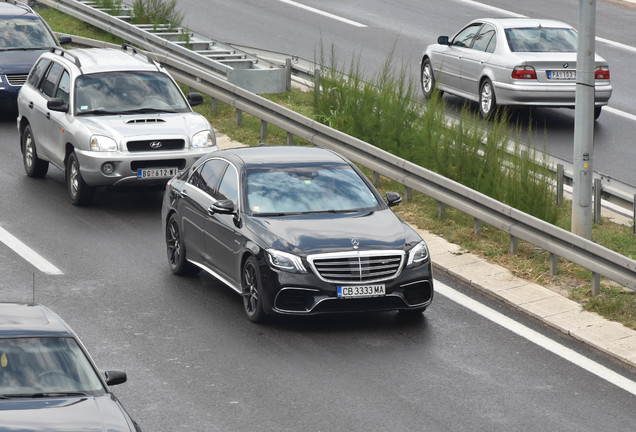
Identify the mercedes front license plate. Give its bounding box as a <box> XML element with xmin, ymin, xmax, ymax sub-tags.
<box><xmin>337</xmin><ymin>284</ymin><xmax>386</xmax><ymax>298</ymax></box>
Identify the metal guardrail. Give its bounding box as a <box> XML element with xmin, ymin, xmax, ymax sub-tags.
<box><xmin>41</xmin><ymin>3</ymin><xmax>636</xmax><ymax>289</ymax></box>
<box><xmin>38</xmin><ymin>0</ymin><xmax>288</xmax><ymax>93</ymax></box>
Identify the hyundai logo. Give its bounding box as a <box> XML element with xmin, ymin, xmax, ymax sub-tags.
<box><xmin>149</xmin><ymin>141</ymin><xmax>163</xmax><ymax>149</ymax></box>
<box><xmin>351</xmin><ymin>238</ymin><xmax>359</xmax><ymax>249</ymax></box>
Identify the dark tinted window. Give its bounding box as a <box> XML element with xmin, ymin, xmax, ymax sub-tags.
<box><xmin>189</xmin><ymin>159</ymin><xmax>228</xmax><ymax>196</ymax></box>
<box><xmin>217</xmin><ymin>164</ymin><xmax>239</xmax><ymax>206</ymax></box>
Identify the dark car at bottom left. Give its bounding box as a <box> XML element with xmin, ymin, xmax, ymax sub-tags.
<box><xmin>0</xmin><ymin>303</ymin><xmax>141</xmax><ymax>431</ymax></box>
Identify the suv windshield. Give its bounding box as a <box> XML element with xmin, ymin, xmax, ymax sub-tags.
<box><xmin>0</xmin><ymin>337</ymin><xmax>105</xmax><ymax>397</ymax></box>
<box><xmin>0</xmin><ymin>17</ymin><xmax>58</xmax><ymax>50</ymax></box>
<box><xmin>247</xmin><ymin>164</ymin><xmax>381</xmax><ymax>215</ymax></box>
<box><xmin>74</xmin><ymin>71</ymin><xmax>190</xmax><ymax>115</ymax></box>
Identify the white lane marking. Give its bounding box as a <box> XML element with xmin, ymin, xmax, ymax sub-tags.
<box><xmin>435</xmin><ymin>281</ymin><xmax>636</xmax><ymax>396</ymax></box>
<box><xmin>277</xmin><ymin>0</ymin><xmax>367</xmax><ymax>28</ymax></box>
<box><xmin>604</xmin><ymin>106</ymin><xmax>636</xmax><ymax>122</ymax></box>
<box><xmin>0</xmin><ymin>226</ymin><xmax>63</xmax><ymax>275</ymax></box>
<box><xmin>455</xmin><ymin>0</ymin><xmax>525</xmax><ymax>17</ymax></box>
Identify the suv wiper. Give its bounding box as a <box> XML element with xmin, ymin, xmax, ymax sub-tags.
<box><xmin>3</xmin><ymin>392</ymin><xmax>88</xmax><ymax>398</ymax></box>
<box><xmin>76</xmin><ymin>109</ymin><xmax>118</xmax><ymax>116</ymax></box>
<box><xmin>119</xmin><ymin>108</ymin><xmax>179</xmax><ymax>114</ymax></box>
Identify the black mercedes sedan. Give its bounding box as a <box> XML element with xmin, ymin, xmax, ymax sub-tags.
<box><xmin>161</xmin><ymin>146</ymin><xmax>434</xmax><ymax>322</ymax></box>
<box><xmin>0</xmin><ymin>303</ymin><xmax>141</xmax><ymax>431</ymax></box>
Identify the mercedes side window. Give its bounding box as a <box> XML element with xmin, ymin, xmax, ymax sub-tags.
<box><xmin>189</xmin><ymin>158</ymin><xmax>227</xmax><ymax>196</ymax></box>
<box><xmin>216</xmin><ymin>164</ymin><xmax>239</xmax><ymax>208</ymax></box>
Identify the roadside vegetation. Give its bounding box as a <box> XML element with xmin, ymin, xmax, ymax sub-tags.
<box><xmin>37</xmin><ymin>7</ymin><xmax>636</xmax><ymax>330</ymax></box>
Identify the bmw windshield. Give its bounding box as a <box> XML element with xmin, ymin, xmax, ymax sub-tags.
<box><xmin>247</xmin><ymin>163</ymin><xmax>382</xmax><ymax>215</ymax></box>
<box><xmin>74</xmin><ymin>71</ymin><xmax>191</xmax><ymax>115</ymax></box>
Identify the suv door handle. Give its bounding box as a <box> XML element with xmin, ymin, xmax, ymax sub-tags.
<box><xmin>28</xmin><ymin>102</ymin><xmax>33</xmax><ymax>109</ymax></box>
<box><xmin>46</xmin><ymin>112</ymin><xmax>50</xmax><ymax>120</ymax></box>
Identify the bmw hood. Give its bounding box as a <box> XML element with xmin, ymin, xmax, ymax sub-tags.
<box><xmin>0</xmin><ymin>395</ymin><xmax>137</xmax><ymax>431</ymax></box>
<box><xmin>247</xmin><ymin>209</ymin><xmax>419</xmax><ymax>255</ymax></box>
<box><xmin>77</xmin><ymin>112</ymin><xmax>211</xmax><ymax>142</ymax></box>
<box><xmin>0</xmin><ymin>49</ymin><xmax>49</xmax><ymax>75</ymax></box>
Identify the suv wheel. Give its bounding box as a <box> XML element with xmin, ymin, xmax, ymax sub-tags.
<box><xmin>66</xmin><ymin>152</ymin><xmax>94</xmax><ymax>206</ymax></box>
<box><xmin>22</xmin><ymin>125</ymin><xmax>49</xmax><ymax>178</ymax></box>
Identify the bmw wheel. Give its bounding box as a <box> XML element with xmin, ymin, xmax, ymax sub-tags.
<box><xmin>420</xmin><ymin>58</ymin><xmax>438</xmax><ymax>99</ymax></box>
<box><xmin>21</xmin><ymin>124</ymin><xmax>49</xmax><ymax>178</ymax></box>
<box><xmin>479</xmin><ymin>79</ymin><xmax>497</xmax><ymax>119</ymax></box>
<box><xmin>66</xmin><ymin>151</ymin><xmax>94</xmax><ymax>206</ymax></box>
<box><xmin>166</xmin><ymin>214</ymin><xmax>198</xmax><ymax>276</ymax></box>
<box><xmin>242</xmin><ymin>256</ymin><xmax>266</xmax><ymax>323</ymax></box>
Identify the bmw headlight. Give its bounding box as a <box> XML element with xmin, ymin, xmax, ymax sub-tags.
<box><xmin>266</xmin><ymin>249</ymin><xmax>307</xmax><ymax>273</ymax></box>
<box><xmin>406</xmin><ymin>241</ymin><xmax>429</xmax><ymax>268</ymax></box>
<box><xmin>191</xmin><ymin>130</ymin><xmax>216</xmax><ymax>149</ymax></box>
<box><xmin>89</xmin><ymin>135</ymin><xmax>118</xmax><ymax>152</ymax></box>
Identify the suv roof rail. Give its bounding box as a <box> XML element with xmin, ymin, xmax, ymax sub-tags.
<box><xmin>121</xmin><ymin>43</ymin><xmax>160</xmax><ymax>70</ymax></box>
<box><xmin>50</xmin><ymin>47</ymin><xmax>82</xmax><ymax>69</ymax></box>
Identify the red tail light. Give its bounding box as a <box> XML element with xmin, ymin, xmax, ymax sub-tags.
<box><xmin>595</xmin><ymin>66</ymin><xmax>610</xmax><ymax>80</ymax></box>
<box><xmin>511</xmin><ymin>66</ymin><xmax>537</xmax><ymax>80</ymax></box>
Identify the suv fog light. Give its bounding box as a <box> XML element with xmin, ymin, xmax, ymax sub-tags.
<box><xmin>102</xmin><ymin>163</ymin><xmax>115</xmax><ymax>175</ymax></box>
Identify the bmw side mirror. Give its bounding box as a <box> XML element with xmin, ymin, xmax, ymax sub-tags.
<box><xmin>47</xmin><ymin>98</ymin><xmax>68</xmax><ymax>113</ymax></box>
<box><xmin>385</xmin><ymin>191</ymin><xmax>402</xmax><ymax>207</ymax></box>
<box><xmin>208</xmin><ymin>199</ymin><xmax>235</xmax><ymax>215</ymax></box>
<box><xmin>438</xmin><ymin>36</ymin><xmax>450</xmax><ymax>45</ymax></box>
<box><xmin>188</xmin><ymin>92</ymin><xmax>203</xmax><ymax>107</ymax></box>
<box><xmin>104</xmin><ymin>370</ymin><xmax>127</xmax><ymax>386</ymax></box>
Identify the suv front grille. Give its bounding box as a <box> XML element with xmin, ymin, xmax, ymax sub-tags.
<box><xmin>308</xmin><ymin>251</ymin><xmax>405</xmax><ymax>284</ymax></box>
<box><xmin>6</xmin><ymin>74</ymin><xmax>28</xmax><ymax>86</ymax></box>
<box><xmin>127</xmin><ymin>139</ymin><xmax>185</xmax><ymax>152</ymax></box>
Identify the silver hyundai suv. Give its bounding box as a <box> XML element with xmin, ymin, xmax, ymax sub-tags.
<box><xmin>17</xmin><ymin>45</ymin><xmax>217</xmax><ymax>206</ymax></box>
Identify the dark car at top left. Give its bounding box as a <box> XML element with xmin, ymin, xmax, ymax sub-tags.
<box><xmin>0</xmin><ymin>302</ymin><xmax>141</xmax><ymax>431</ymax></box>
<box><xmin>0</xmin><ymin>0</ymin><xmax>70</xmax><ymax>114</ymax></box>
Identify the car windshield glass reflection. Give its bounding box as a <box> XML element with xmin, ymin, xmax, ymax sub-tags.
<box><xmin>74</xmin><ymin>71</ymin><xmax>189</xmax><ymax>115</ymax></box>
<box><xmin>247</xmin><ymin>164</ymin><xmax>380</xmax><ymax>215</ymax></box>
<box><xmin>505</xmin><ymin>27</ymin><xmax>577</xmax><ymax>52</ymax></box>
<box><xmin>0</xmin><ymin>17</ymin><xmax>58</xmax><ymax>50</ymax></box>
<box><xmin>0</xmin><ymin>337</ymin><xmax>105</xmax><ymax>397</ymax></box>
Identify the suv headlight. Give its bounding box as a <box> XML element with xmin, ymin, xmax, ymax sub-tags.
<box><xmin>191</xmin><ymin>130</ymin><xmax>215</xmax><ymax>149</ymax></box>
<box><xmin>89</xmin><ymin>135</ymin><xmax>118</xmax><ymax>152</ymax></box>
<box><xmin>406</xmin><ymin>241</ymin><xmax>429</xmax><ymax>268</ymax></box>
<box><xmin>266</xmin><ymin>249</ymin><xmax>307</xmax><ymax>273</ymax></box>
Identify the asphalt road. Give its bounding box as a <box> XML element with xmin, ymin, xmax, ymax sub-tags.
<box><xmin>1</xmin><ymin>109</ymin><xmax>636</xmax><ymax>430</ymax></box>
<box><xmin>176</xmin><ymin>0</ymin><xmax>636</xmax><ymax>187</ymax></box>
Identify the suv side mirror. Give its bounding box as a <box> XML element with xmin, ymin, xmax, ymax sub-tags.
<box><xmin>59</xmin><ymin>36</ymin><xmax>72</xmax><ymax>45</ymax></box>
<box><xmin>187</xmin><ymin>92</ymin><xmax>203</xmax><ymax>107</ymax></box>
<box><xmin>47</xmin><ymin>98</ymin><xmax>68</xmax><ymax>113</ymax></box>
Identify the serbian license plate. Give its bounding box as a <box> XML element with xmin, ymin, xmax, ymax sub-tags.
<box><xmin>137</xmin><ymin>167</ymin><xmax>178</xmax><ymax>179</ymax></box>
<box><xmin>337</xmin><ymin>284</ymin><xmax>385</xmax><ymax>298</ymax></box>
<box><xmin>548</xmin><ymin>70</ymin><xmax>576</xmax><ymax>80</ymax></box>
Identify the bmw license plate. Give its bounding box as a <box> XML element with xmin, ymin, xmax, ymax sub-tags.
<box><xmin>547</xmin><ymin>70</ymin><xmax>576</xmax><ymax>80</ymax></box>
<box><xmin>137</xmin><ymin>167</ymin><xmax>178</xmax><ymax>179</ymax></box>
<box><xmin>337</xmin><ymin>284</ymin><xmax>385</xmax><ymax>298</ymax></box>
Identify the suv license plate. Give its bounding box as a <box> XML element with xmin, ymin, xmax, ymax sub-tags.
<box><xmin>548</xmin><ymin>70</ymin><xmax>576</xmax><ymax>80</ymax></box>
<box><xmin>337</xmin><ymin>284</ymin><xmax>385</xmax><ymax>298</ymax></box>
<box><xmin>137</xmin><ymin>167</ymin><xmax>178</xmax><ymax>179</ymax></box>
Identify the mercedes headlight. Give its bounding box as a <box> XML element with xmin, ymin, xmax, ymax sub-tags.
<box><xmin>406</xmin><ymin>241</ymin><xmax>429</xmax><ymax>267</ymax></box>
<box><xmin>266</xmin><ymin>249</ymin><xmax>307</xmax><ymax>273</ymax></box>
